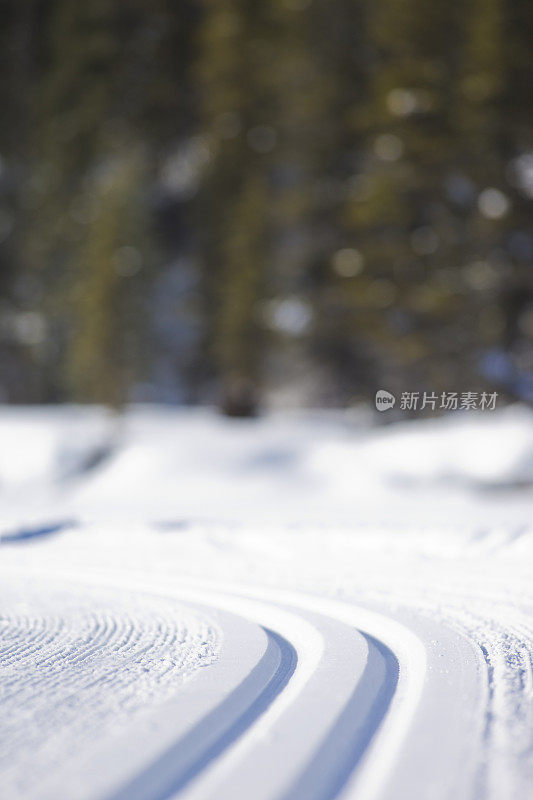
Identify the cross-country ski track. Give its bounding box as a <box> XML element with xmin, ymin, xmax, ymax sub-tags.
<box><xmin>0</xmin><ymin>552</ymin><xmax>514</xmax><ymax>800</ymax></box>
<box><xmin>1</xmin><ymin>406</ymin><xmax>532</xmax><ymax>800</ymax></box>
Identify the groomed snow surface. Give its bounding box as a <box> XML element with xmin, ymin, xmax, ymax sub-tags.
<box><xmin>1</xmin><ymin>404</ymin><xmax>532</xmax><ymax>800</ymax></box>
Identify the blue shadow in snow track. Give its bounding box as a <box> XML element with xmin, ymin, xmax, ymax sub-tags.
<box><xmin>108</xmin><ymin>628</ymin><xmax>297</xmax><ymax>800</ymax></box>
<box><xmin>280</xmin><ymin>633</ymin><xmax>400</xmax><ymax>800</ymax></box>
<box><xmin>0</xmin><ymin>521</ymin><xmax>75</xmax><ymax>544</ymax></box>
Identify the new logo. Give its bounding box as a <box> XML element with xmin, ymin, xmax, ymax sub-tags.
<box><xmin>375</xmin><ymin>390</ymin><xmax>396</xmax><ymax>411</ymax></box>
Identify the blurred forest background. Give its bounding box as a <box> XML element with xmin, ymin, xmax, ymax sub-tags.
<box><xmin>0</xmin><ymin>0</ymin><xmax>532</xmax><ymax>411</ymax></box>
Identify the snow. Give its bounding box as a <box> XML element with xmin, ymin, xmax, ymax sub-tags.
<box><xmin>0</xmin><ymin>574</ymin><xmax>220</xmax><ymax>800</ymax></box>
<box><xmin>0</xmin><ymin>403</ymin><xmax>532</xmax><ymax>799</ymax></box>
<box><xmin>2</xmin><ymin>403</ymin><xmax>533</xmax><ymax>527</ymax></box>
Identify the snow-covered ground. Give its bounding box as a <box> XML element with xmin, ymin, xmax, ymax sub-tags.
<box><xmin>1</xmin><ymin>404</ymin><xmax>532</xmax><ymax>800</ymax></box>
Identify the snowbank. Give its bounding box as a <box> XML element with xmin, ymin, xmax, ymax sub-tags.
<box><xmin>0</xmin><ymin>403</ymin><xmax>532</xmax><ymax>527</ymax></box>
